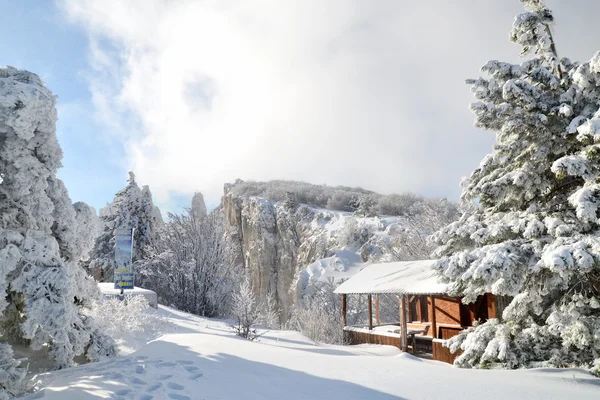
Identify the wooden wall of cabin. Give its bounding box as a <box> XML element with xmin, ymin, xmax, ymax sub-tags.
<box><xmin>408</xmin><ymin>295</ymin><xmax>464</xmax><ymax>325</ymax></box>
<box><xmin>405</xmin><ymin>295</ymin><xmax>462</xmax><ymax>339</ymax></box>
<box><xmin>404</xmin><ymin>294</ymin><xmax>498</xmax><ymax>339</ymax></box>
<box><xmin>430</xmin><ymin>296</ymin><xmax>462</xmax><ymax>326</ymax></box>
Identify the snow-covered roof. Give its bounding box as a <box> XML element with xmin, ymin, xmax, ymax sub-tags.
<box><xmin>333</xmin><ymin>260</ymin><xmax>447</xmax><ymax>295</ymax></box>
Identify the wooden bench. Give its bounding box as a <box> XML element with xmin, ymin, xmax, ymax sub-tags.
<box><xmin>388</xmin><ymin>328</ymin><xmax>428</xmax><ymax>353</ymax></box>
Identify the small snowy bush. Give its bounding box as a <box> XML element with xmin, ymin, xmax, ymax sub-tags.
<box><xmin>0</xmin><ymin>344</ymin><xmax>26</xmax><ymax>400</ymax></box>
<box><xmin>230</xmin><ymin>278</ymin><xmax>279</xmax><ymax>340</ymax></box>
<box><xmin>287</xmin><ymin>279</ymin><xmax>345</xmax><ymax>344</ymax></box>
<box><xmin>257</xmin><ymin>294</ymin><xmax>280</xmax><ymax>330</ymax></box>
<box><xmin>230</xmin><ymin>278</ymin><xmax>261</xmax><ymax>340</ymax></box>
<box><xmin>85</xmin><ymin>295</ymin><xmax>166</xmax><ymax>341</ymax></box>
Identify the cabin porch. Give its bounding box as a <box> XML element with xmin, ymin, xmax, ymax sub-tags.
<box><xmin>342</xmin><ymin>322</ymin><xmax>463</xmax><ymax>363</ymax></box>
<box><xmin>340</xmin><ymin>293</ymin><xmax>474</xmax><ymax>364</ymax></box>
<box><xmin>334</xmin><ymin>260</ymin><xmax>498</xmax><ymax>365</ymax></box>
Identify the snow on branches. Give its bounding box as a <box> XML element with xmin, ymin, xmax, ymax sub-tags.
<box><xmin>0</xmin><ymin>67</ymin><xmax>117</xmax><ymax>395</ymax></box>
<box><xmin>432</xmin><ymin>1</ymin><xmax>600</xmax><ymax>372</ymax></box>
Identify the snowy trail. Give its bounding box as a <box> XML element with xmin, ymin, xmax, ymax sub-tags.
<box><xmin>20</xmin><ymin>306</ymin><xmax>600</xmax><ymax>400</ymax></box>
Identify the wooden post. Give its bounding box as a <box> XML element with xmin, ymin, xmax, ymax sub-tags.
<box><xmin>430</xmin><ymin>295</ymin><xmax>437</xmax><ymax>339</ymax></box>
<box><xmin>368</xmin><ymin>294</ymin><xmax>373</xmax><ymax>330</ymax></box>
<box><xmin>398</xmin><ymin>295</ymin><xmax>402</xmax><ymax>348</ymax></box>
<box><xmin>375</xmin><ymin>295</ymin><xmax>380</xmax><ymax>325</ymax></box>
<box><xmin>487</xmin><ymin>293</ymin><xmax>497</xmax><ymax>319</ymax></box>
<box><xmin>400</xmin><ymin>294</ymin><xmax>408</xmax><ymax>352</ymax></box>
<box><xmin>341</xmin><ymin>294</ymin><xmax>347</xmax><ymax>326</ymax></box>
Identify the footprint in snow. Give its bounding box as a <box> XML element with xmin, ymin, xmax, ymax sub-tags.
<box><xmin>176</xmin><ymin>360</ymin><xmax>194</xmax><ymax>365</ymax></box>
<box><xmin>189</xmin><ymin>372</ymin><xmax>203</xmax><ymax>380</ymax></box>
<box><xmin>167</xmin><ymin>394</ymin><xmax>190</xmax><ymax>400</ymax></box>
<box><xmin>130</xmin><ymin>377</ymin><xmax>147</xmax><ymax>386</ymax></box>
<box><xmin>183</xmin><ymin>366</ymin><xmax>198</xmax><ymax>372</ymax></box>
<box><xmin>158</xmin><ymin>374</ymin><xmax>173</xmax><ymax>380</ymax></box>
<box><xmin>147</xmin><ymin>382</ymin><xmax>162</xmax><ymax>392</ymax></box>
<box><xmin>135</xmin><ymin>365</ymin><xmax>145</xmax><ymax>374</ymax></box>
<box><xmin>167</xmin><ymin>382</ymin><xmax>185</xmax><ymax>391</ymax></box>
<box><xmin>158</xmin><ymin>361</ymin><xmax>177</xmax><ymax>367</ymax></box>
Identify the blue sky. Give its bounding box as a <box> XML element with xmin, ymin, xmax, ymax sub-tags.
<box><xmin>3</xmin><ymin>0</ymin><xmax>600</xmax><ymax>216</ymax></box>
<box><xmin>1</xmin><ymin>1</ymin><xmax>129</xmax><ymax>212</ymax></box>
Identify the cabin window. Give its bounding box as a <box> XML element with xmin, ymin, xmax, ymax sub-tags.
<box><xmin>408</xmin><ymin>295</ymin><xmax>429</xmax><ymax>323</ymax></box>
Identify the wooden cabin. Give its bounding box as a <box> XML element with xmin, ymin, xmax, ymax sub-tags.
<box><xmin>334</xmin><ymin>260</ymin><xmax>501</xmax><ymax>364</ymax></box>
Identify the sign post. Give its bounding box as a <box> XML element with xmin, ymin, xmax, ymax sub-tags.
<box><xmin>114</xmin><ymin>227</ymin><xmax>135</xmax><ymax>294</ymax></box>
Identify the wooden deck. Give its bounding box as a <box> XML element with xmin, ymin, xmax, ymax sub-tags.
<box><xmin>432</xmin><ymin>339</ymin><xmax>463</xmax><ymax>364</ymax></box>
<box><xmin>344</xmin><ymin>327</ymin><xmax>402</xmax><ymax>348</ymax></box>
<box><xmin>343</xmin><ymin>325</ymin><xmax>432</xmax><ymax>353</ymax></box>
<box><xmin>343</xmin><ymin>324</ymin><xmax>463</xmax><ymax>364</ymax></box>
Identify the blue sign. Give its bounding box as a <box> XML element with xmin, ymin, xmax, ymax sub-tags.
<box><xmin>114</xmin><ymin>271</ymin><xmax>134</xmax><ymax>290</ymax></box>
<box><xmin>115</xmin><ymin>228</ymin><xmax>134</xmax><ymax>271</ymax></box>
<box><xmin>114</xmin><ymin>227</ymin><xmax>135</xmax><ymax>290</ymax></box>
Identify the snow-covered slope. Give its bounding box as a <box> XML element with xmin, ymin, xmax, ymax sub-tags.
<box><xmin>22</xmin><ymin>306</ymin><xmax>600</xmax><ymax>400</ymax></box>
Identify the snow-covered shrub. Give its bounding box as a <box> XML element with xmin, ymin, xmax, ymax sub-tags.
<box><xmin>433</xmin><ymin>0</ymin><xmax>600</xmax><ymax>370</ymax></box>
<box><xmin>230</xmin><ymin>277</ymin><xmax>279</xmax><ymax>339</ymax></box>
<box><xmin>257</xmin><ymin>294</ymin><xmax>280</xmax><ymax>330</ymax></box>
<box><xmin>287</xmin><ymin>279</ymin><xmax>345</xmax><ymax>344</ymax></box>
<box><xmin>384</xmin><ymin>199</ymin><xmax>459</xmax><ymax>261</ymax></box>
<box><xmin>355</xmin><ymin>195</ymin><xmax>377</xmax><ymax>217</ymax></box>
<box><xmin>230</xmin><ymin>278</ymin><xmax>261</xmax><ymax>340</ymax></box>
<box><xmin>0</xmin><ymin>343</ymin><xmax>26</xmax><ymax>400</ymax></box>
<box><xmin>336</xmin><ymin>219</ymin><xmax>373</xmax><ymax>249</ymax></box>
<box><xmin>85</xmin><ymin>295</ymin><xmax>166</xmax><ymax>341</ymax></box>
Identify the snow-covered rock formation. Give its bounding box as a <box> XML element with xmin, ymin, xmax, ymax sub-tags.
<box><xmin>222</xmin><ymin>181</ymin><xmax>456</xmax><ymax>321</ymax></box>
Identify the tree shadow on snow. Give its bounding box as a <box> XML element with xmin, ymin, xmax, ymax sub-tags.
<box><xmin>22</xmin><ymin>339</ymin><xmax>407</xmax><ymax>400</ymax></box>
<box><xmin>259</xmin><ymin>340</ymin><xmax>360</xmax><ymax>357</ymax></box>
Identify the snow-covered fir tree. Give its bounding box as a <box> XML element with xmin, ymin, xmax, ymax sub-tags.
<box><xmin>431</xmin><ymin>0</ymin><xmax>600</xmax><ymax>372</ymax></box>
<box><xmin>89</xmin><ymin>172</ymin><xmax>159</xmax><ymax>281</ymax></box>
<box><xmin>0</xmin><ymin>67</ymin><xmax>116</xmax><ymax>397</ymax></box>
<box><xmin>73</xmin><ymin>201</ymin><xmax>101</xmax><ymax>261</ymax></box>
<box><xmin>354</xmin><ymin>195</ymin><xmax>377</xmax><ymax>217</ymax></box>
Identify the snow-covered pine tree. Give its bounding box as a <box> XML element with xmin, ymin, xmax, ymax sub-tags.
<box><xmin>89</xmin><ymin>172</ymin><xmax>158</xmax><ymax>281</ymax></box>
<box><xmin>138</xmin><ymin>185</ymin><xmax>157</xmax><ymax>255</ymax></box>
<box><xmin>283</xmin><ymin>191</ymin><xmax>298</xmax><ymax>212</ymax></box>
<box><xmin>0</xmin><ymin>67</ymin><xmax>116</xmax><ymax>396</ymax></box>
<box><xmin>73</xmin><ymin>201</ymin><xmax>101</xmax><ymax>262</ymax></box>
<box><xmin>355</xmin><ymin>195</ymin><xmax>377</xmax><ymax>217</ymax></box>
<box><xmin>431</xmin><ymin>0</ymin><xmax>600</xmax><ymax>372</ymax></box>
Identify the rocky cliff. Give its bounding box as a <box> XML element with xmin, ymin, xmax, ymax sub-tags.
<box><xmin>222</xmin><ymin>190</ymin><xmax>409</xmax><ymax>321</ymax></box>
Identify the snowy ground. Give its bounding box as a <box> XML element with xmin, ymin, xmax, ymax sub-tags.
<box><xmin>20</xmin><ymin>306</ymin><xmax>600</xmax><ymax>400</ymax></box>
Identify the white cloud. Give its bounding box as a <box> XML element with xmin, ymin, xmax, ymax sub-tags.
<box><xmin>58</xmin><ymin>0</ymin><xmax>600</xmax><ymax>209</ymax></box>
